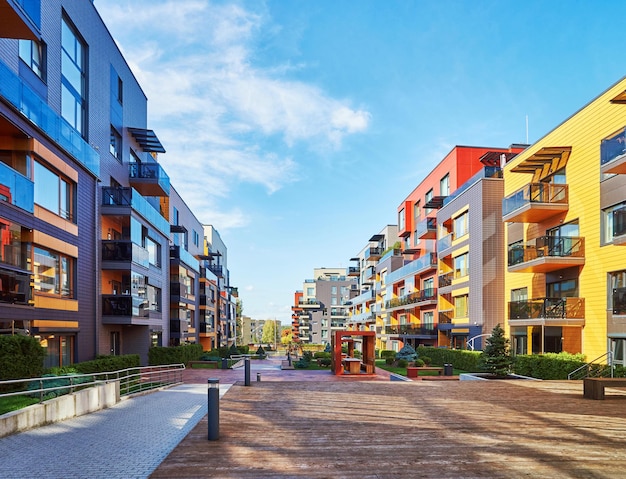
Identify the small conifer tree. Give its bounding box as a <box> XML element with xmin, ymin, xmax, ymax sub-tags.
<box><xmin>479</xmin><ymin>324</ymin><xmax>513</xmax><ymax>377</ymax></box>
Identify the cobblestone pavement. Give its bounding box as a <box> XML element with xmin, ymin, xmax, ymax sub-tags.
<box><xmin>0</xmin><ymin>356</ymin><xmax>386</xmax><ymax>478</ymax></box>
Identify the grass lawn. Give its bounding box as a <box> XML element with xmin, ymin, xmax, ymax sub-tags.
<box><xmin>0</xmin><ymin>395</ymin><xmax>40</xmax><ymax>415</ymax></box>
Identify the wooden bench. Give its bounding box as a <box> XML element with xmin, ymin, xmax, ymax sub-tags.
<box><xmin>583</xmin><ymin>377</ymin><xmax>626</xmax><ymax>400</ymax></box>
<box><xmin>407</xmin><ymin>366</ymin><xmax>443</xmax><ymax>379</ymax></box>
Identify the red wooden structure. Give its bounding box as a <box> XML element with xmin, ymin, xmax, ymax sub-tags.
<box><xmin>331</xmin><ymin>330</ymin><xmax>376</xmax><ymax>376</ymax></box>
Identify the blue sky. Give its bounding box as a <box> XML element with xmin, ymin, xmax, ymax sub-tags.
<box><xmin>97</xmin><ymin>0</ymin><xmax>626</xmax><ymax>325</ymax></box>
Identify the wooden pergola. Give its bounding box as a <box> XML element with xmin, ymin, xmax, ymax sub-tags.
<box><xmin>331</xmin><ymin>330</ymin><xmax>376</xmax><ymax>376</ymax></box>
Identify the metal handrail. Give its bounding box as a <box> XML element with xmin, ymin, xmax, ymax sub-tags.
<box><xmin>567</xmin><ymin>352</ymin><xmax>613</xmax><ymax>380</ymax></box>
<box><xmin>0</xmin><ymin>364</ymin><xmax>185</xmax><ymax>403</ymax></box>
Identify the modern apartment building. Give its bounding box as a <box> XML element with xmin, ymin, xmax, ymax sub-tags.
<box><xmin>502</xmin><ymin>76</ymin><xmax>626</xmax><ymax>363</ymax></box>
<box><xmin>386</xmin><ymin>145</ymin><xmax>525</xmax><ymax>351</ymax></box>
<box><xmin>0</xmin><ymin>1</ymin><xmax>235</xmax><ymax>365</ymax></box>
<box><xmin>293</xmin><ymin>268</ymin><xmax>357</xmax><ymax>345</ymax></box>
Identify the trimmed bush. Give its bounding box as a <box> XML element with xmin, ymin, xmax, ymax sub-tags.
<box><xmin>74</xmin><ymin>354</ymin><xmax>140</xmax><ymax>374</ymax></box>
<box><xmin>380</xmin><ymin>350</ymin><xmax>396</xmax><ymax>360</ymax></box>
<box><xmin>0</xmin><ymin>335</ymin><xmax>45</xmax><ymax>380</ymax></box>
<box><xmin>314</xmin><ymin>352</ymin><xmax>331</xmax><ymax>359</ymax></box>
<box><xmin>397</xmin><ymin>358</ymin><xmax>408</xmax><ymax>368</ymax></box>
<box><xmin>416</xmin><ymin>346</ymin><xmax>481</xmax><ymax>372</ymax></box>
<box><xmin>414</xmin><ymin>358</ymin><xmax>425</xmax><ymax>367</ymax></box>
<box><xmin>148</xmin><ymin>344</ymin><xmax>203</xmax><ymax>366</ymax></box>
<box><xmin>513</xmin><ymin>353</ymin><xmax>587</xmax><ymax>380</ymax></box>
<box><xmin>385</xmin><ymin>357</ymin><xmax>395</xmax><ymax>365</ymax></box>
<box><xmin>319</xmin><ymin>358</ymin><xmax>331</xmax><ymax>367</ymax></box>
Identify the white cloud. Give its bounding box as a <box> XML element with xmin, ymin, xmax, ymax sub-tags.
<box><xmin>97</xmin><ymin>0</ymin><xmax>370</xmax><ymax>224</ymax></box>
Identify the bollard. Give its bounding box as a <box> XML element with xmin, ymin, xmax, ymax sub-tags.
<box><xmin>257</xmin><ymin>372</ymin><xmax>261</xmax><ymax>382</ymax></box>
<box><xmin>244</xmin><ymin>357</ymin><xmax>251</xmax><ymax>386</ymax></box>
<box><xmin>207</xmin><ymin>378</ymin><xmax>219</xmax><ymax>441</ymax></box>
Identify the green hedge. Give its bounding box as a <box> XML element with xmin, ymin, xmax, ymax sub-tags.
<box><xmin>380</xmin><ymin>350</ymin><xmax>396</xmax><ymax>359</ymax></box>
<box><xmin>148</xmin><ymin>344</ymin><xmax>203</xmax><ymax>365</ymax></box>
<box><xmin>0</xmin><ymin>335</ymin><xmax>45</xmax><ymax>380</ymax></box>
<box><xmin>512</xmin><ymin>353</ymin><xmax>587</xmax><ymax>380</ymax></box>
<box><xmin>416</xmin><ymin>347</ymin><xmax>482</xmax><ymax>372</ymax></box>
<box><xmin>73</xmin><ymin>355</ymin><xmax>140</xmax><ymax>374</ymax></box>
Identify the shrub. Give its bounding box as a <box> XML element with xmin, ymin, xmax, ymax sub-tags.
<box><xmin>416</xmin><ymin>346</ymin><xmax>481</xmax><ymax>372</ymax></box>
<box><xmin>0</xmin><ymin>335</ymin><xmax>45</xmax><ymax>381</ymax></box>
<box><xmin>302</xmin><ymin>351</ymin><xmax>313</xmax><ymax>362</ymax></box>
<box><xmin>397</xmin><ymin>358</ymin><xmax>408</xmax><ymax>368</ymax></box>
<box><xmin>414</xmin><ymin>359</ymin><xmax>425</xmax><ymax>367</ymax></box>
<box><xmin>148</xmin><ymin>344</ymin><xmax>203</xmax><ymax>366</ymax></box>
<box><xmin>479</xmin><ymin>324</ymin><xmax>513</xmax><ymax>376</ymax></box>
<box><xmin>420</xmin><ymin>356</ymin><xmax>432</xmax><ymax>365</ymax></box>
<box><xmin>385</xmin><ymin>357</ymin><xmax>395</xmax><ymax>365</ymax></box>
<box><xmin>294</xmin><ymin>358</ymin><xmax>310</xmax><ymax>369</ymax></box>
<box><xmin>314</xmin><ymin>352</ymin><xmax>331</xmax><ymax>359</ymax></box>
<box><xmin>256</xmin><ymin>346</ymin><xmax>266</xmax><ymax>357</ymax></box>
<box><xmin>319</xmin><ymin>358</ymin><xmax>331</xmax><ymax>367</ymax></box>
<box><xmin>396</xmin><ymin>344</ymin><xmax>417</xmax><ymax>362</ymax></box>
<box><xmin>513</xmin><ymin>353</ymin><xmax>587</xmax><ymax>380</ymax></box>
<box><xmin>380</xmin><ymin>350</ymin><xmax>396</xmax><ymax>360</ymax></box>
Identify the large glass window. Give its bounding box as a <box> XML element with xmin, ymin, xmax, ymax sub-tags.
<box><xmin>440</xmin><ymin>174</ymin><xmax>450</xmax><ymax>196</ymax></box>
<box><xmin>34</xmin><ymin>161</ymin><xmax>74</xmax><ymax>221</ymax></box>
<box><xmin>547</xmin><ymin>279</ymin><xmax>578</xmax><ymax>298</ymax></box>
<box><xmin>422</xmin><ymin>311</ymin><xmax>434</xmax><ymax>328</ymax></box>
<box><xmin>33</xmin><ymin>246</ymin><xmax>73</xmax><ymax>297</ymax></box>
<box><xmin>454</xmin><ymin>294</ymin><xmax>468</xmax><ymax>318</ymax></box>
<box><xmin>425</xmin><ymin>189</ymin><xmax>433</xmax><ymax>214</ymax></box>
<box><xmin>19</xmin><ymin>39</ymin><xmax>46</xmax><ymax>80</ymax></box>
<box><xmin>144</xmin><ymin>236</ymin><xmax>161</xmax><ymax>267</ymax></box>
<box><xmin>454</xmin><ymin>252</ymin><xmax>469</xmax><ymax>278</ymax></box>
<box><xmin>110</xmin><ymin>126</ymin><xmax>121</xmax><ymax>161</ymax></box>
<box><xmin>453</xmin><ymin>211</ymin><xmax>469</xmax><ymax>239</ymax></box>
<box><xmin>147</xmin><ymin>284</ymin><xmax>161</xmax><ymax>312</ymax></box>
<box><xmin>603</xmin><ymin>203</ymin><xmax>626</xmax><ymax>243</ymax></box>
<box><xmin>398</xmin><ymin>208</ymin><xmax>405</xmax><ymax>231</ymax></box>
<box><xmin>61</xmin><ymin>18</ymin><xmax>86</xmax><ymax>135</ymax></box>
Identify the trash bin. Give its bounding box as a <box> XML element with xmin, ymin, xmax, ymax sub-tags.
<box><xmin>221</xmin><ymin>358</ymin><xmax>228</xmax><ymax>369</ymax></box>
<box><xmin>444</xmin><ymin>363</ymin><xmax>453</xmax><ymax>376</ymax></box>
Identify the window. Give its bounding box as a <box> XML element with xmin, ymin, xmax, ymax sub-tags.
<box><xmin>425</xmin><ymin>189</ymin><xmax>433</xmax><ymax>214</ymax></box>
<box><xmin>454</xmin><ymin>252</ymin><xmax>469</xmax><ymax>278</ymax></box>
<box><xmin>547</xmin><ymin>279</ymin><xmax>578</xmax><ymax>298</ymax></box>
<box><xmin>453</xmin><ymin>211</ymin><xmax>469</xmax><ymax>239</ymax></box>
<box><xmin>33</xmin><ymin>246</ymin><xmax>73</xmax><ymax>297</ymax></box>
<box><xmin>610</xmin><ymin>270</ymin><xmax>626</xmax><ymax>315</ymax></box>
<box><xmin>144</xmin><ymin>236</ymin><xmax>161</xmax><ymax>267</ymax></box>
<box><xmin>331</xmin><ymin>286</ymin><xmax>337</xmax><ymax>295</ymax></box>
<box><xmin>110</xmin><ymin>126</ymin><xmax>121</xmax><ymax>160</ymax></box>
<box><xmin>440</xmin><ymin>174</ymin><xmax>450</xmax><ymax>196</ymax></box>
<box><xmin>306</xmin><ymin>287</ymin><xmax>314</xmax><ymax>296</ymax></box>
<box><xmin>454</xmin><ymin>294</ymin><xmax>468</xmax><ymax>318</ymax></box>
<box><xmin>603</xmin><ymin>203</ymin><xmax>626</xmax><ymax>242</ymax></box>
<box><xmin>511</xmin><ymin>288</ymin><xmax>528</xmax><ymax>302</ymax></box>
<box><xmin>423</xmin><ymin>277</ymin><xmax>434</xmax><ymax>294</ymax></box>
<box><xmin>398</xmin><ymin>208</ymin><xmax>405</xmax><ymax>231</ymax></box>
<box><xmin>331</xmin><ymin>297</ymin><xmax>338</xmax><ymax>306</ymax></box>
<box><xmin>19</xmin><ymin>39</ymin><xmax>45</xmax><ymax>80</ymax></box>
<box><xmin>117</xmin><ymin>76</ymin><xmax>123</xmax><ymax>105</ymax></box>
<box><xmin>147</xmin><ymin>284</ymin><xmax>161</xmax><ymax>312</ymax></box>
<box><xmin>193</xmin><ymin>230</ymin><xmax>200</xmax><ymax>247</ymax></box>
<box><xmin>423</xmin><ymin>311</ymin><xmax>434</xmax><ymax>328</ymax></box>
<box><xmin>34</xmin><ymin>161</ymin><xmax>75</xmax><ymax>222</ymax></box>
<box><xmin>61</xmin><ymin>18</ymin><xmax>86</xmax><ymax>135</ymax></box>
<box><xmin>414</xmin><ymin>201</ymin><xmax>421</xmax><ymax>221</ymax></box>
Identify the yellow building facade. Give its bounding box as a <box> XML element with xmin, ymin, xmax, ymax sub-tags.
<box><xmin>503</xmin><ymin>77</ymin><xmax>626</xmax><ymax>363</ymax></box>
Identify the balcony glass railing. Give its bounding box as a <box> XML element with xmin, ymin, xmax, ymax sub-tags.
<box><xmin>0</xmin><ymin>268</ymin><xmax>31</xmax><ymax>305</ymax></box>
<box><xmin>384</xmin><ymin>325</ymin><xmax>437</xmax><ymax>335</ymax></box>
<box><xmin>385</xmin><ymin>289</ymin><xmax>437</xmax><ymax>309</ymax></box>
<box><xmin>101</xmin><ymin>187</ymin><xmax>169</xmax><ymax>236</ymax></box>
<box><xmin>444</xmin><ymin>166</ymin><xmax>502</xmax><ymax>206</ymax></box>
<box><xmin>613</xmin><ymin>206</ymin><xmax>626</xmax><ymax>238</ymax></box>
<box><xmin>13</xmin><ymin>0</ymin><xmax>41</xmax><ymax>29</ymax></box>
<box><xmin>350</xmin><ymin>289</ymin><xmax>374</xmax><ymax>304</ymax></box>
<box><xmin>128</xmin><ymin>162</ymin><xmax>170</xmax><ymax>195</ymax></box>
<box><xmin>0</xmin><ymin>162</ymin><xmax>34</xmax><ymax>213</ymax></box>
<box><xmin>298</xmin><ymin>299</ymin><xmax>321</xmax><ymax>307</ymax></box>
<box><xmin>614</xmin><ymin>288</ymin><xmax>626</xmax><ymax>315</ymax></box>
<box><xmin>438</xmin><ymin>272</ymin><xmax>453</xmax><ymax>287</ymax></box>
<box><xmin>601</xmin><ymin>128</ymin><xmax>626</xmax><ymax>166</ymax></box>
<box><xmin>0</xmin><ymin>59</ymin><xmax>99</xmax><ymax>175</ymax></box>
<box><xmin>102</xmin><ymin>294</ymin><xmax>149</xmax><ymax>317</ymax></box>
<box><xmin>508</xmin><ymin>297</ymin><xmax>585</xmax><ymax>320</ymax></box>
<box><xmin>503</xmin><ymin>183</ymin><xmax>568</xmax><ymax>217</ymax></box>
<box><xmin>507</xmin><ymin>236</ymin><xmax>585</xmax><ymax>266</ymax></box>
<box><xmin>415</xmin><ymin>217</ymin><xmax>436</xmax><ymax>237</ymax></box>
<box><xmin>364</xmin><ymin>246</ymin><xmax>383</xmax><ymax>259</ymax></box>
<box><xmin>169</xmin><ymin>245</ymin><xmax>199</xmax><ymax>271</ymax></box>
<box><xmin>437</xmin><ymin>233</ymin><xmax>453</xmax><ymax>251</ymax></box>
<box><xmin>438</xmin><ymin>311</ymin><xmax>453</xmax><ymax>324</ymax></box>
<box><xmin>102</xmin><ymin>240</ymin><xmax>149</xmax><ymax>268</ymax></box>
<box><xmin>386</xmin><ymin>253</ymin><xmax>437</xmax><ymax>284</ymax></box>
<box><xmin>347</xmin><ymin>266</ymin><xmax>359</xmax><ymax>275</ymax></box>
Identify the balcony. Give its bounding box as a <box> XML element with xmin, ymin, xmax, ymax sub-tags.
<box><xmin>416</xmin><ymin>217</ymin><xmax>437</xmax><ymax>240</ymax></box>
<box><xmin>437</xmin><ymin>233</ymin><xmax>453</xmax><ymax>253</ymax></box>
<box><xmin>384</xmin><ymin>324</ymin><xmax>437</xmax><ymax>337</ymax></box>
<box><xmin>349</xmin><ymin>289</ymin><xmax>374</xmax><ymax>305</ymax></box>
<box><xmin>364</xmin><ymin>246</ymin><xmax>384</xmax><ymax>261</ymax></box>
<box><xmin>199</xmin><ymin>322</ymin><xmax>215</xmax><ymax>334</ymax></box>
<box><xmin>507</xmin><ymin>236</ymin><xmax>585</xmax><ymax>273</ymax></box>
<box><xmin>0</xmin><ymin>59</ymin><xmax>99</xmax><ymax>175</ymax></box>
<box><xmin>601</xmin><ymin>128</ymin><xmax>626</xmax><ymax>175</ymax></box>
<box><xmin>613</xmin><ymin>288</ymin><xmax>626</xmax><ymax>315</ymax></box>
<box><xmin>508</xmin><ymin>297</ymin><xmax>585</xmax><ymax>326</ymax></box>
<box><xmin>298</xmin><ymin>299</ymin><xmax>322</xmax><ymax>309</ymax></box>
<box><xmin>438</xmin><ymin>272</ymin><xmax>453</xmax><ymax>288</ymax></box>
<box><xmin>0</xmin><ymin>0</ymin><xmax>41</xmax><ymax>39</ymax></box>
<box><xmin>206</xmin><ymin>263</ymin><xmax>222</xmax><ymax>277</ymax></box>
<box><xmin>347</xmin><ymin>266</ymin><xmax>359</xmax><ymax>276</ymax></box>
<box><xmin>364</xmin><ymin>265</ymin><xmax>376</xmax><ymax>281</ymax></box>
<box><xmin>385</xmin><ymin>253</ymin><xmax>437</xmax><ymax>285</ymax></box>
<box><xmin>101</xmin><ymin>187</ymin><xmax>169</xmax><ymax>236</ymax></box>
<box><xmin>0</xmin><ymin>161</ymin><xmax>34</xmax><ymax>213</ymax></box>
<box><xmin>102</xmin><ymin>294</ymin><xmax>150</xmax><ymax>322</ymax></box>
<box><xmin>385</xmin><ymin>289</ymin><xmax>437</xmax><ymax>311</ymax></box>
<box><xmin>612</xmin><ymin>206</ymin><xmax>626</xmax><ymax>245</ymax></box>
<box><xmin>502</xmin><ymin>183</ymin><xmax>568</xmax><ymax>223</ymax></box>
<box><xmin>169</xmin><ymin>245</ymin><xmax>199</xmax><ymax>271</ymax></box>
<box><xmin>128</xmin><ymin>162</ymin><xmax>170</xmax><ymax>197</ymax></box>
<box><xmin>438</xmin><ymin>310</ymin><xmax>453</xmax><ymax>325</ymax></box>
<box><xmin>348</xmin><ymin>312</ymin><xmax>376</xmax><ymax>324</ymax></box>
<box><xmin>102</xmin><ymin>240</ymin><xmax>149</xmax><ymax>269</ymax></box>
<box><xmin>0</xmin><ymin>268</ymin><xmax>31</xmax><ymax>305</ymax></box>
